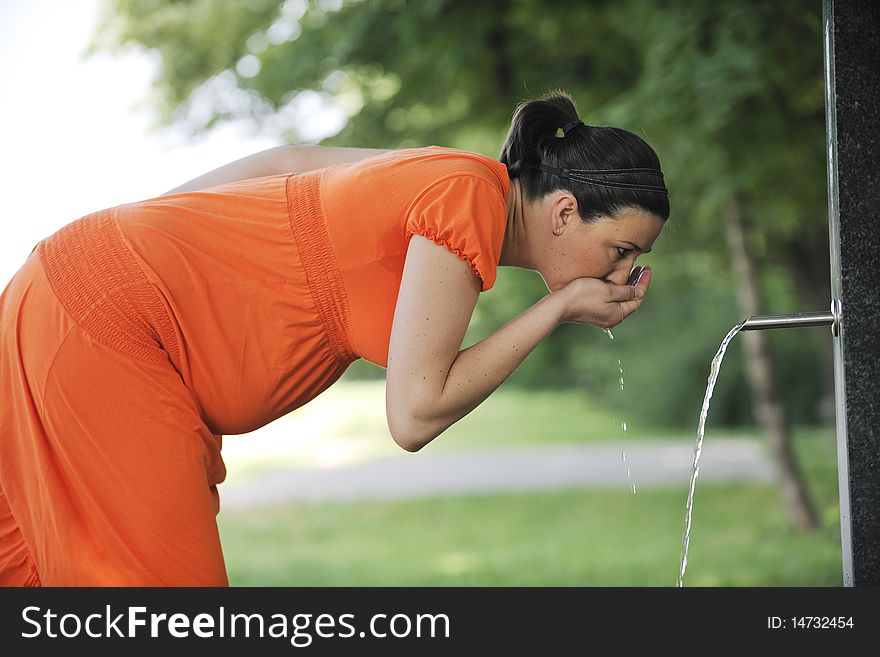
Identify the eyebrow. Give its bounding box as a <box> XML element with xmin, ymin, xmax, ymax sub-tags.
<box><xmin>622</xmin><ymin>240</ymin><xmax>652</xmax><ymax>254</ymax></box>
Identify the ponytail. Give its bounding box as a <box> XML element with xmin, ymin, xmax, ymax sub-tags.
<box><xmin>499</xmin><ymin>89</ymin><xmax>670</xmax><ymax>224</ymax></box>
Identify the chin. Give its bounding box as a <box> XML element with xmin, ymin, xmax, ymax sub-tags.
<box><xmin>538</xmin><ymin>271</ymin><xmax>570</xmax><ymax>293</ymax></box>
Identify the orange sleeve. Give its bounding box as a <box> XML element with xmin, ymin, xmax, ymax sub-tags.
<box><xmin>404</xmin><ymin>174</ymin><xmax>507</xmax><ymax>291</ymax></box>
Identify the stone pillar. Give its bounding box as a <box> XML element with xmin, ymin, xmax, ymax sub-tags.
<box><xmin>822</xmin><ymin>0</ymin><xmax>880</xmax><ymax>586</ymax></box>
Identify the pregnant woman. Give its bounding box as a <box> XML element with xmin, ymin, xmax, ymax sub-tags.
<box><xmin>0</xmin><ymin>91</ymin><xmax>668</xmax><ymax>586</ymax></box>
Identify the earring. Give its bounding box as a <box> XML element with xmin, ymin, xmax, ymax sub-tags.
<box><xmin>553</xmin><ymin>228</ymin><xmax>561</xmax><ymax>236</ymax></box>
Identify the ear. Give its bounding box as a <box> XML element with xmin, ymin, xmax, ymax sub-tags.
<box><xmin>552</xmin><ymin>191</ymin><xmax>579</xmax><ymax>225</ymax></box>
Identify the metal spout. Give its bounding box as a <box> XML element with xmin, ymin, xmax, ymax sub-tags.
<box><xmin>741</xmin><ymin>299</ymin><xmax>841</xmax><ymax>336</ymax></box>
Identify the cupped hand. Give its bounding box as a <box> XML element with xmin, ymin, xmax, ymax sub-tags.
<box><xmin>557</xmin><ymin>266</ymin><xmax>653</xmax><ymax>329</ymax></box>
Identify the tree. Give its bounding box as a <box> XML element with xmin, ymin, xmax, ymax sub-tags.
<box><xmin>91</xmin><ymin>0</ymin><xmax>831</xmax><ymax>530</ymax></box>
<box><xmin>601</xmin><ymin>0</ymin><xmax>826</xmax><ymax>530</ymax></box>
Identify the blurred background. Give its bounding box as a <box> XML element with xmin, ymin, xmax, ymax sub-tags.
<box><xmin>1</xmin><ymin>0</ymin><xmax>841</xmax><ymax>585</ymax></box>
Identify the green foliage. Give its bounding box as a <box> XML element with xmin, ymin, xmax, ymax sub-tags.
<box><xmin>92</xmin><ymin>0</ymin><xmax>832</xmax><ymax>428</ymax></box>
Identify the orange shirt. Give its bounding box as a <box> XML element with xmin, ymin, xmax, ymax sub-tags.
<box><xmin>105</xmin><ymin>146</ymin><xmax>510</xmax><ymax>434</ymax></box>
<box><xmin>320</xmin><ymin>145</ymin><xmax>511</xmax><ymax>365</ymax></box>
<box><xmin>0</xmin><ymin>145</ymin><xmax>511</xmax><ymax>585</ymax></box>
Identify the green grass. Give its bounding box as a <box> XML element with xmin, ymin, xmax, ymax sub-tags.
<box><xmin>218</xmin><ymin>485</ymin><xmax>841</xmax><ymax>586</ymax></box>
<box><xmin>220</xmin><ymin>380</ymin><xmax>842</xmax><ymax>586</ymax></box>
<box><xmin>217</xmin><ymin>431</ymin><xmax>842</xmax><ymax>586</ymax></box>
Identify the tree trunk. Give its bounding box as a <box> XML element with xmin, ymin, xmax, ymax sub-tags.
<box><xmin>724</xmin><ymin>197</ymin><xmax>819</xmax><ymax>532</ymax></box>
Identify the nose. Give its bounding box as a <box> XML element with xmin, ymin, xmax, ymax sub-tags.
<box><xmin>604</xmin><ymin>265</ymin><xmax>633</xmax><ymax>286</ymax></box>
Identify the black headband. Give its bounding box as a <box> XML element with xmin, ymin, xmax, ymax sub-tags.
<box><xmin>561</xmin><ymin>119</ymin><xmax>585</xmax><ymax>135</ymax></box>
<box><xmin>538</xmin><ymin>163</ymin><xmax>668</xmax><ymax>195</ymax></box>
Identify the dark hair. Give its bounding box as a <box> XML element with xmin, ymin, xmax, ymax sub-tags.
<box><xmin>499</xmin><ymin>90</ymin><xmax>670</xmax><ymax>224</ymax></box>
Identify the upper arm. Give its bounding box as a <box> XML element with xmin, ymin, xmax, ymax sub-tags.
<box><xmin>385</xmin><ymin>234</ymin><xmax>481</xmax><ymax>450</ymax></box>
<box><xmin>162</xmin><ymin>144</ymin><xmax>394</xmax><ymax>195</ymax></box>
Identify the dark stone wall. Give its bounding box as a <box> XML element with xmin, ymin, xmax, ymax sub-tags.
<box><xmin>824</xmin><ymin>0</ymin><xmax>880</xmax><ymax>586</ymax></box>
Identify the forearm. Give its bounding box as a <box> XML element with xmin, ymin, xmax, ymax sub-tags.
<box><xmin>412</xmin><ymin>291</ymin><xmax>565</xmax><ymax>449</ymax></box>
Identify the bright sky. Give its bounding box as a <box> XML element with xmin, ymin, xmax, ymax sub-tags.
<box><xmin>0</xmin><ymin>0</ymin><xmax>373</xmax><ymax>468</ymax></box>
<box><xmin>0</xmin><ymin>0</ymin><xmax>337</xmax><ymax>285</ymax></box>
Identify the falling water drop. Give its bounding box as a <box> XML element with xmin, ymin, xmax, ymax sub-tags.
<box><xmin>609</xmin><ymin>334</ymin><xmax>635</xmax><ymax>496</ymax></box>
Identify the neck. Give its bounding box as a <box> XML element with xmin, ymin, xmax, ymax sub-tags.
<box><xmin>500</xmin><ymin>178</ymin><xmax>533</xmax><ymax>268</ymax></box>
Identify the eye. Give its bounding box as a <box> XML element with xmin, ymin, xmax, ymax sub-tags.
<box><xmin>615</xmin><ymin>246</ymin><xmax>632</xmax><ymax>259</ymax></box>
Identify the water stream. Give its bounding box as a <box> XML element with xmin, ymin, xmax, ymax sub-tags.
<box><xmin>676</xmin><ymin>320</ymin><xmax>746</xmax><ymax>587</ymax></box>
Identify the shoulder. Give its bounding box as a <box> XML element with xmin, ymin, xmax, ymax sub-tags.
<box><xmin>364</xmin><ymin>146</ymin><xmax>510</xmax><ymax>200</ymax></box>
<box><xmin>416</xmin><ymin>146</ymin><xmax>510</xmax><ymax>196</ymax></box>
<box><xmin>401</xmin><ymin>150</ymin><xmax>509</xmax><ymax>292</ymax></box>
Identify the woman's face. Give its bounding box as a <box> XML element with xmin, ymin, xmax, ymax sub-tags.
<box><xmin>537</xmin><ymin>197</ymin><xmax>665</xmax><ymax>292</ymax></box>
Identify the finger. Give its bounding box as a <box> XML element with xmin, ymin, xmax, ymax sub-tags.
<box><xmin>635</xmin><ymin>266</ymin><xmax>652</xmax><ymax>291</ymax></box>
<box><xmin>627</xmin><ymin>266</ymin><xmax>643</xmax><ymax>286</ymax></box>
<box><xmin>608</xmin><ymin>282</ymin><xmax>645</xmax><ymax>303</ymax></box>
<box><xmin>617</xmin><ymin>295</ymin><xmax>645</xmax><ymax>320</ymax></box>
<box><xmin>616</xmin><ymin>268</ymin><xmax>652</xmax><ymax>319</ymax></box>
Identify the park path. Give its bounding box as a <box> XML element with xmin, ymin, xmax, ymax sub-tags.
<box><xmin>218</xmin><ymin>438</ymin><xmax>774</xmax><ymax>509</ymax></box>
